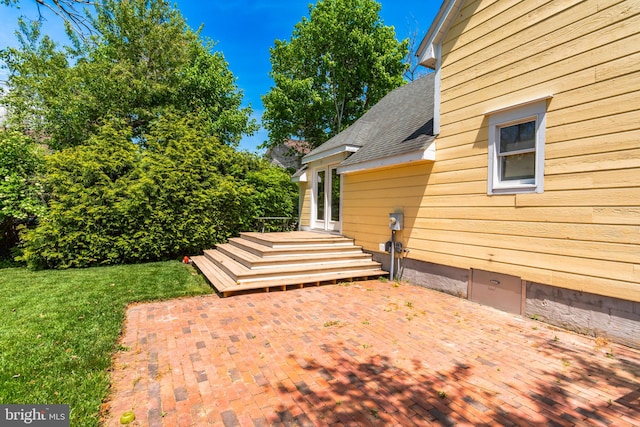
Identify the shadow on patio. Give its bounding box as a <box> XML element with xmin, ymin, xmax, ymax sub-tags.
<box><xmin>104</xmin><ymin>280</ymin><xmax>640</xmax><ymax>426</ymax></box>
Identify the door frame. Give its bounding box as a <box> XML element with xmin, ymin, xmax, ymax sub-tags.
<box><xmin>311</xmin><ymin>164</ymin><xmax>342</xmax><ymax>232</ymax></box>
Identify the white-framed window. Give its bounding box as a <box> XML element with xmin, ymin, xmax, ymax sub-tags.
<box><xmin>487</xmin><ymin>99</ymin><xmax>548</xmax><ymax>195</ymax></box>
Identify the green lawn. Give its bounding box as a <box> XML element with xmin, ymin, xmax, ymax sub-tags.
<box><xmin>0</xmin><ymin>261</ymin><xmax>213</xmax><ymax>426</ymax></box>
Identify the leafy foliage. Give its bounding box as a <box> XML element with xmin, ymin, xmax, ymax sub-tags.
<box><xmin>0</xmin><ymin>20</ymin><xmax>71</xmax><ymax>141</ymax></box>
<box><xmin>1</xmin><ymin>0</ymin><xmax>256</xmax><ymax>149</ymax></box>
<box><xmin>1</xmin><ymin>0</ymin><xmax>297</xmax><ymax>267</ymax></box>
<box><xmin>262</xmin><ymin>0</ymin><xmax>408</xmax><ymax>149</ymax></box>
<box><xmin>20</xmin><ymin>115</ymin><xmax>297</xmax><ymax>269</ymax></box>
<box><xmin>0</xmin><ymin>130</ymin><xmax>45</xmax><ymax>260</ymax></box>
<box><xmin>1</xmin><ymin>0</ymin><xmax>294</xmax><ymax>267</ymax></box>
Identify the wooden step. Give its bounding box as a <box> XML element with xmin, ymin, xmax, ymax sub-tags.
<box><xmin>216</xmin><ymin>242</ymin><xmax>371</xmax><ymax>269</ymax></box>
<box><xmin>239</xmin><ymin>231</ymin><xmax>354</xmax><ymax>248</ymax></box>
<box><xmin>228</xmin><ymin>236</ymin><xmax>363</xmax><ymax>258</ymax></box>
<box><xmin>191</xmin><ymin>255</ymin><xmax>237</xmax><ymax>290</ymax></box>
<box><xmin>192</xmin><ymin>231</ymin><xmax>388</xmax><ymax>297</ymax></box>
<box><xmin>192</xmin><ymin>255</ymin><xmax>386</xmax><ymax>297</ymax></box>
<box><xmin>204</xmin><ymin>249</ymin><xmax>382</xmax><ymax>283</ymax></box>
<box><xmin>235</xmin><ymin>268</ymin><xmax>388</xmax><ymax>288</ymax></box>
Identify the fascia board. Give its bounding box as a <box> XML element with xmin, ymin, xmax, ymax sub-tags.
<box><xmin>417</xmin><ymin>0</ymin><xmax>465</xmax><ymax>68</ymax></box>
<box><xmin>302</xmin><ymin>144</ymin><xmax>360</xmax><ymax>164</ymax></box>
<box><xmin>337</xmin><ymin>141</ymin><xmax>436</xmax><ymax>175</ymax></box>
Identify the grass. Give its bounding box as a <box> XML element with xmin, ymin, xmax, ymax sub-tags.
<box><xmin>0</xmin><ymin>261</ymin><xmax>212</xmax><ymax>427</ymax></box>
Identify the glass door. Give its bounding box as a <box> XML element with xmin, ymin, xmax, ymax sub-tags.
<box><xmin>328</xmin><ymin>167</ymin><xmax>341</xmax><ymax>230</ymax></box>
<box><xmin>314</xmin><ymin>169</ymin><xmax>326</xmax><ymax>230</ymax></box>
<box><xmin>312</xmin><ymin>165</ymin><xmax>341</xmax><ymax>231</ymax></box>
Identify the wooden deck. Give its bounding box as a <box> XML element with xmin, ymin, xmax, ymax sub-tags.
<box><xmin>191</xmin><ymin>231</ymin><xmax>388</xmax><ymax>297</ymax></box>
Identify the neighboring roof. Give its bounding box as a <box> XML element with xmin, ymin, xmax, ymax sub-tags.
<box><xmin>417</xmin><ymin>0</ymin><xmax>465</xmax><ymax>68</ymax></box>
<box><xmin>302</xmin><ymin>73</ymin><xmax>436</xmax><ymax>173</ymax></box>
<box><xmin>283</xmin><ymin>139</ymin><xmax>311</xmax><ymax>154</ymax></box>
<box><xmin>267</xmin><ymin>139</ymin><xmax>311</xmax><ymax>170</ymax></box>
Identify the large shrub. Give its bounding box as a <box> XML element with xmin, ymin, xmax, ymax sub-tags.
<box><xmin>244</xmin><ymin>164</ymin><xmax>301</xmax><ymax>231</ymax></box>
<box><xmin>20</xmin><ymin>116</ymin><xmax>297</xmax><ymax>269</ymax></box>
<box><xmin>0</xmin><ymin>130</ymin><xmax>45</xmax><ymax>260</ymax></box>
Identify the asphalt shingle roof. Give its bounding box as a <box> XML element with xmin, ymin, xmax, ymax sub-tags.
<box><xmin>303</xmin><ymin>73</ymin><xmax>435</xmax><ymax>170</ymax></box>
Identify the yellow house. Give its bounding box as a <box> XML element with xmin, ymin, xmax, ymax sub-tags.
<box><xmin>295</xmin><ymin>0</ymin><xmax>640</xmax><ymax>347</ymax></box>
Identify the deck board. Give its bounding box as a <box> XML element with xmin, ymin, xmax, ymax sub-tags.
<box><xmin>228</xmin><ymin>236</ymin><xmax>364</xmax><ymax>258</ymax></box>
<box><xmin>240</xmin><ymin>231</ymin><xmax>354</xmax><ymax>247</ymax></box>
<box><xmin>217</xmin><ymin>243</ymin><xmax>370</xmax><ymax>269</ymax></box>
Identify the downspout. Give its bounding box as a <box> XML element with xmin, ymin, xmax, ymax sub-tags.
<box><xmin>390</xmin><ymin>229</ymin><xmax>396</xmax><ymax>280</ymax></box>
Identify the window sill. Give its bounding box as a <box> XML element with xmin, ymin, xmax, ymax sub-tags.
<box><xmin>489</xmin><ymin>184</ymin><xmax>541</xmax><ymax>195</ymax></box>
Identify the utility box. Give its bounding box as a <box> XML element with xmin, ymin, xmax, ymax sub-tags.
<box><xmin>389</xmin><ymin>213</ymin><xmax>403</xmax><ymax>230</ymax></box>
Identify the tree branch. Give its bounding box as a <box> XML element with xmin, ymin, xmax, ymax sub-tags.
<box><xmin>403</xmin><ymin>14</ymin><xmax>429</xmax><ymax>82</ymax></box>
<box><xmin>32</xmin><ymin>0</ymin><xmax>96</xmax><ymax>38</ymax></box>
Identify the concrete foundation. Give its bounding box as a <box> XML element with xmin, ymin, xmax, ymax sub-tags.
<box><xmin>370</xmin><ymin>251</ymin><xmax>469</xmax><ymax>298</ymax></box>
<box><xmin>526</xmin><ymin>281</ymin><xmax>640</xmax><ymax>349</ymax></box>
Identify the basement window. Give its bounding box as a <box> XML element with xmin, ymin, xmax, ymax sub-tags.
<box><xmin>487</xmin><ymin>99</ymin><xmax>548</xmax><ymax>194</ymax></box>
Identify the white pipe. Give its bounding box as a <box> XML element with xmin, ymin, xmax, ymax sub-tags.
<box><xmin>390</xmin><ymin>230</ymin><xmax>395</xmax><ymax>280</ymax></box>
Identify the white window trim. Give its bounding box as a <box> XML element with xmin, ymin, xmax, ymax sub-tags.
<box><xmin>432</xmin><ymin>43</ymin><xmax>441</xmax><ymax>136</ymax></box>
<box><xmin>487</xmin><ymin>99</ymin><xmax>548</xmax><ymax>195</ymax></box>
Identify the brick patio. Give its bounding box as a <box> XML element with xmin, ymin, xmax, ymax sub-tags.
<box><xmin>103</xmin><ymin>280</ymin><xmax>640</xmax><ymax>426</ymax></box>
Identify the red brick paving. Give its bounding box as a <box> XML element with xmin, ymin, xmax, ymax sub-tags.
<box><xmin>103</xmin><ymin>280</ymin><xmax>640</xmax><ymax>426</ymax></box>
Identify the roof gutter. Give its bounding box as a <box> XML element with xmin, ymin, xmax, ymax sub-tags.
<box><xmin>302</xmin><ymin>144</ymin><xmax>361</xmax><ymax>164</ymax></box>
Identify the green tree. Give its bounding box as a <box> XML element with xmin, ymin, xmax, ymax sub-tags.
<box><xmin>262</xmin><ymin>0</ymin><xmax>408</xmax><ymax>149</ymax></box>
<box><xmin>1</xmin><ymin>0</ymin><xmax>256</xmax><ymax>149</ymax></box>
<box><xmin>3</xmin><ymin>0</ymin><xmax>296</xmax><ymax>267</ymax></box>
<box><xmin>0</xmin><ymin>130</ymin><xmax>45</xmax><ymax>260</ymax></box>
<box><xmin>20</xmin><ymin>114</ymin><xmax>297</xmax><ymax>269</ymax></box>
<box><xmin>0</xmin><ymin>19</ymin><xmax>71</xmax><ymax>142</ymax></box>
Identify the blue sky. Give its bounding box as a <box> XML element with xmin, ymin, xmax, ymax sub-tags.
<box><xmin>1</xmin><ymin>0</ymin><xmax>443</xmax><ymax>151</ymax></box>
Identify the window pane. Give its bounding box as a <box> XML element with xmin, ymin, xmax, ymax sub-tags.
<box><xmin>331</xmin><ymin>169</ymin><xmax>340</xmax><ymax>222</ymax></box>
<box><xmin>499</xmin><ymin>121</ymin><xmax>535</xmax><ymax>153</ymax></box>
<box><xmin>316</xmin><ymin>170</ymin><xmax>325</xmax><ymax>220</ymax></box>
<box><xmin>501</xmin><ymin>152</ymin><xmax>535</xmax><ymax>181</ymax></box>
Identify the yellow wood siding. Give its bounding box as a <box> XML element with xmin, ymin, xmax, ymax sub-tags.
<box><xmin>298</xmin><ymin>181</ymin><xmax>311</xmax><ymax>229</ymax></box>
<box><xmin>342</xmin><ymin>0</ymin><xmax>640</xmax><ymax>302</ymax></box>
